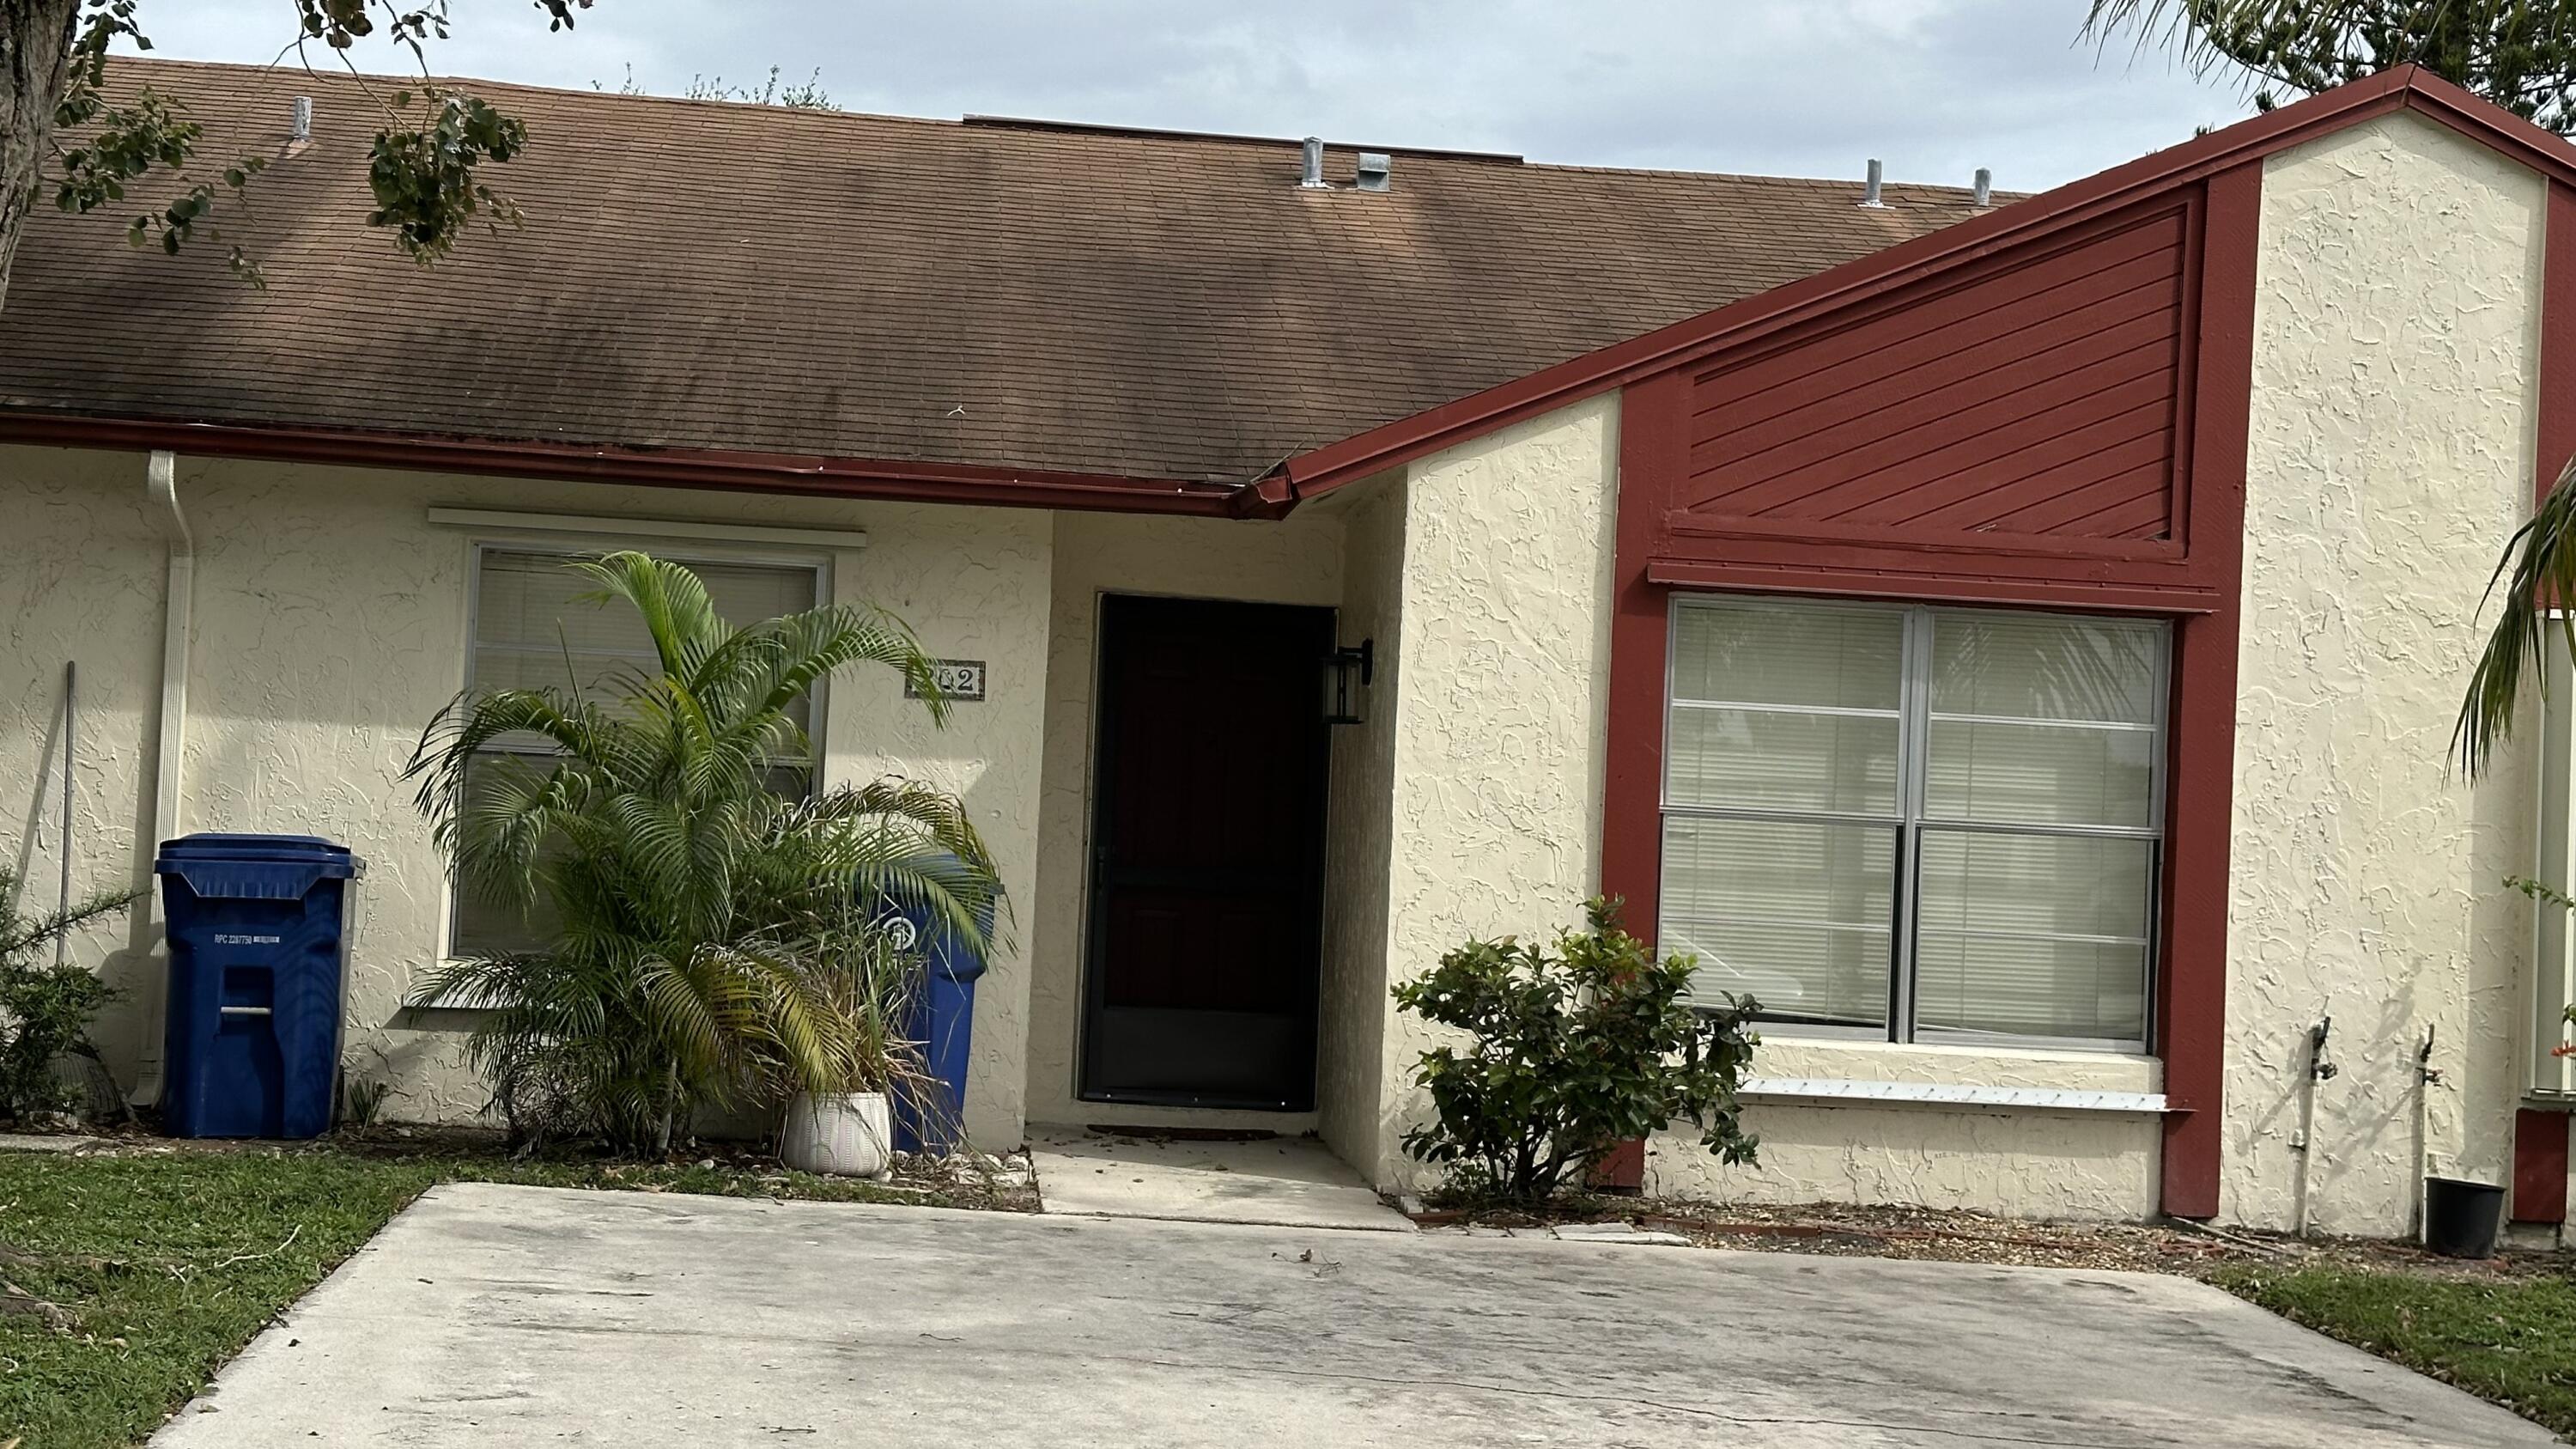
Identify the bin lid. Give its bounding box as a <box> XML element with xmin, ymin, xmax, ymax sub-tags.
<box><xmin>155</xmin><ymin>833</ymin><xmax>363</xmax><ymax>898</ymax></box>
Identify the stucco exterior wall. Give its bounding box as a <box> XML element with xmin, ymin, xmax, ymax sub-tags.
<box><xmin>0</xmin><ymin>445</ymin><xmax>174</xmax><ymax>1092</ymax></box>
<box><xmin>3</xmin><ymin>446</ymin><xmax>1052</xmax><ymax>1147</ymax></box>
<box><xmin>2225</xmin><ymin>113</ymin><xmax>2549</xmax><ymax>1234</ymax></box>
<box><xmin>1315</xmin><ymin>475</ymin><xmax>1406</xmax><ymax>1171</ymax></box>
<box><xmin>1643</xmin><ymin>1040</ymin><xmax>2162</xmax><ymax>1220</ymax></box>
<box><xmin>1020</xmin><ymin>508</ymin><xmax>1347</xmax><ymax>1134</ymax></box>
<box><xmin>1371</xmin><ymin>394</ymin><xmax>1624</xmax><ymax>1188</ymax></box>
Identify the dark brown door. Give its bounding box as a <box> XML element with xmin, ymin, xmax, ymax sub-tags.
<box><xmin>1080</xmin><ymin>594</ymin><xmax>1332</xmax><ymax>1110</ymax></box>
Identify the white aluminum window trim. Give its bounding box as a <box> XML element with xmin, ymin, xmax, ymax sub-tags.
<box><xmin>1668</xmin><ymin>698</ymin><xmax>1902</xmax><ymax>720</ymax></box>
<box><xmin>427</xmin><ymin>505</ymin><xmax>869</xmax><ymax>554</ymax></box>
<box><xmin>1916</xmin><ymin>923</ymin><xmax>2151</xmax><ymax>948</ymax></box>
<box><xmin>1734</xmin><ymin>1076</ymin><xmax>2168</xmax><ymax>1113</ymax></box>
<box><xmin>1678</xmin><ymin>913</ymin><xmax>1894</xmax><ymax>935</ymax></box>
<box><xmin>445</xmin><ymin>537</ymin><xmax>833</xmax><ymax>959</ymax></box>
<box><xmin>1660</xmin><ymin>593</ymin><xmax>2167</xmax><ymax>1056</ymax></box>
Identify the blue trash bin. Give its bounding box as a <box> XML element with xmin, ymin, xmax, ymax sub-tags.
<box><xmin>874</xmin><ymin>866</ymin><xmax>996</xmax><ymax>1155</ymax></box>
<box><xmin>156</xmin><ymin>833</ymin><xmax>361</xmax><ymax>1139</ymax></box>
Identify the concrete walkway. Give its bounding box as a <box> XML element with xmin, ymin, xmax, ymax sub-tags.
<box><xmin>1028</xmin><ymin>1126</ymin><xmax>1414</xmax><ymax>1231</ymax></box>
<box><xmin>154</xmin><ymin>1183</ymin><xmax>2552</xmax><ymax>1447</ymax></box>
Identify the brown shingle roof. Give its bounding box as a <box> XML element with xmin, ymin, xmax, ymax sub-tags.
<box><xmin>0</xmin><ymin>58</ymin><xmax>1991</xmax><ymax>484</ymax></box>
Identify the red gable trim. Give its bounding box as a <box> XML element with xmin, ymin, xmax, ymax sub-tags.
<box><xmin>0</xmin><ymin>411</ymin><xmax>1254</xmax><ymax>517</ymax></box>
<box><xmin>1271</xmin><ymin>66</ymin><xmax>2576</xmax><ymax>503</ymax></box>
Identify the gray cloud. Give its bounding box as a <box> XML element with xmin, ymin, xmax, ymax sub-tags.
<box><xmin>129</xmin><ymin>0</ymin><xmax>2252</xmax><ymax>189</ymax></box>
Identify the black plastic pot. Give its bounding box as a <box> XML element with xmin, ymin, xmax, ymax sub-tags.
<box><xmin>2425</xmin><ymin>1177</ymin><xmax>2506</xmax><ymax>1258</ymax></box>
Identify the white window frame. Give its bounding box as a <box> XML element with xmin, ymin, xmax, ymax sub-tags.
<box><xmin>445</xmin><ymin>535</ymin><xmax>834</xmax><ymax>958</ymax></box>
<box><xmin>1659</xmin><ymin>593</ymin><xmax>2170</xmax><ymax>1054</ymax></box>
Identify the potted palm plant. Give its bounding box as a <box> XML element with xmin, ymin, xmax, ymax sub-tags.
<box><xmin>774</xmin><ymin>924</ymin><xmax>924</xmax><ymax>1178</ymax></box>
<box><xmin>403</xmin><ymin>551</ymin><xmax>999</xmax><ymax>1156</ymax></box>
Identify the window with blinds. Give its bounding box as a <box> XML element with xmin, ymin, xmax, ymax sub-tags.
<box><xmin>449</xmin><ymin>547</ymin><xmax>826</xmax><ymax>956</ymax></box>
<box><xmin>1659</xmin><ymin>597</ymin><xmax>2166</xmax><ymax>1050</ymax></box>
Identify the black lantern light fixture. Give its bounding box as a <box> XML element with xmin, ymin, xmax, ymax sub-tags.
<box><xmin>1323</xmin><ymin>638</ymin><xmax>1374</xmax><ymax>725</ymax></box>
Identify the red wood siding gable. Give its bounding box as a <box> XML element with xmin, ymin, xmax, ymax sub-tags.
<box><xmin>1634</xmin><ymin>189</ymin><xmax>2227</xmax><ymax>612</ymax></box>
<box><xmin>1681</xmin><ymin>199</ymin><xmax>2192</xmax><ymax>551</ymax></box>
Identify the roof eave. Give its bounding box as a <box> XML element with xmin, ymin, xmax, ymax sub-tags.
<box><xmin>0</xmin><ymin>410</ymin><xmax>1251</xmax><ymax>517</ymax></box>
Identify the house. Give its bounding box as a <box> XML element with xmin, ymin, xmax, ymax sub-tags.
<box><xmin>4</xmin><ymin>58</ymin><xmax>2573</xmax><ymax>1236</ymax></box>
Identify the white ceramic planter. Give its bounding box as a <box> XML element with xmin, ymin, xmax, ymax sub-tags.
<box><xmin>780</xmin><ymin>1091</ymin><xmax>895</xmax><ymax>1178</ymax></box>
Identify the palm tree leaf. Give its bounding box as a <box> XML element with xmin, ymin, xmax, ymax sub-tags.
<box><xmin>2458</xmin><ymin>450</ymin><xmax>2576</xmax><ymax>778</ymax></box>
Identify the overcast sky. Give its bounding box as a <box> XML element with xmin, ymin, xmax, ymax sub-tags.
<box><xmin>131</xmin><ymin>1</ymin><xmax>2257</xmax><ymax>190</ymax></box>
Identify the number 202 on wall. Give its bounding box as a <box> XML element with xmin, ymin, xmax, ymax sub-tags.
<box><xmin>904</xmin><ymin>659</ymin><xmax>988</xmax><ymax>703</ymax></box>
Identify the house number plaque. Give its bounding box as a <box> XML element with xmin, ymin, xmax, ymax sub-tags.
<box><xmin>906</xmin><ymin>659</ymin><xmax>988</xmax><ymax>703</ymax></box>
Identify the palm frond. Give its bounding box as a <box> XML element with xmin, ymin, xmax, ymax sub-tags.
<box><xmin>2458</xmin><ymin>450</ymin><xmax>2576</xmax><ymax>779</ymax></box>
<box><xmin>574</xmin><ymin>551</ymin><xmax>731</xmax><ymax>685</ymax></box>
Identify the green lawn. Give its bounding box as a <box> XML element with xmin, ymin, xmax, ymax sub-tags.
<box><xmin>0</xmin><ymin>1148</ymin><xmax>975</xmax><ymax>1449</ymax></box>
<box><xmin>2211</xmin><ymin>1262</ymin><xmax>2576</xmax><ymax>1439</ymax></box>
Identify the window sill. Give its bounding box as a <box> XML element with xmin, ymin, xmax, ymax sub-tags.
<box><xmin>1736</xmin><ymin>1036</ymin><xmax>2165</xmax><ymax>1114</ymax></box>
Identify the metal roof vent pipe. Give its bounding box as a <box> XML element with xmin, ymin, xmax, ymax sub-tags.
<box><xmin>1300</xmin><ymin>137</ymin><xmax>1327</xmax><ymax>189</ymax></box>
<box><xmin>1859</xmin><ymin>157</ymin><xmax>1886</xmax><ymax>208</ymax></box>
<box><xmin>291</xmin><ymin>96</ymin><xmax>313</xmax><ymax>143</ymax></box>
<box><xmin>1356</xmin><ymin>151</ymin><xmax>1392</xmax><ymax>192</ymax></box>
<box><xmin>1973</xmin><ymin>167</ymin><xmax>1993</xmax><ymax>208</ymax></box>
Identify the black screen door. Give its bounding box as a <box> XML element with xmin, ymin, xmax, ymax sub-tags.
<box><xmin>1079</xmin><ymin>594</ymin><xmax>1332</xmax><ymax>1110</ymax></box>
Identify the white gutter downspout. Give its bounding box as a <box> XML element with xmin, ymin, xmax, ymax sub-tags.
<box><xmin>131</xmin><ymin>449</ymin><xmax>191</xmax><ymax>1105</ymax></box>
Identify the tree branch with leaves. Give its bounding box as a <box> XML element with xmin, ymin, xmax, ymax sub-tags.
<box><xmin>0</xmin><ymin>0</ymin><xmax>591</xmax><ymax>311</ymax></box>
<box><xmin>2087</xmin><ymin>1</ymin><xmax>2576</xmax><ymax>132</ymax></box>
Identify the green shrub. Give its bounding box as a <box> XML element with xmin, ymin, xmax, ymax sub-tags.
<box><xmin>0</xmin><ymin>869</ymin><xmax>137</xmax><ymax>1123</ymax></box>
<box><xmin>1394</xmin><ymin>897</ymin><xmax>1759</xmax><ymax>1203</ymax></box>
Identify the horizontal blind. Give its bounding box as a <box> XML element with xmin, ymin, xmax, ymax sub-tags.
<box><xmin>1658</xmin><ymin>597</ymin><xmax>2164</xmax><ymax>1049</ymax></box>
<box><xmin>1662</xmin><ymin>601</ymin><xmax>1904</xmax><ymax>1030</ymax></box>
<box><xmin>1917</xmin><ymin>610</ymin><xmax>2160</xmax><ymax>1044</ymax></box>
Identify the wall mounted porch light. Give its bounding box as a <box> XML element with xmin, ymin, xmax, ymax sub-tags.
<box><xmin>1323</xmin><ymin>638</ymin><xmax>1374</xmax><ymax>725</ymax></box>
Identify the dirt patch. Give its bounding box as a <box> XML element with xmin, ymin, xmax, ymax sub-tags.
<box><xmin>5</xmin><ymin>1123</ymin><xmax>1042</xmax><ymax>1213</ymax></box>
<box><xmin>1409</xmin><ymin>1194</ymin><xmax>2576</xmax><ymax>1283</ymax></box>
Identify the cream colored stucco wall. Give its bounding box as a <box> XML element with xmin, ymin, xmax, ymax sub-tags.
<box><xmin>1368</xmin><ymin>394</ymin><xmax>1624</xmax><ymax>1188</ymax></box>
<box><xmin>2</xmin><ymin>446</ymin><xmax>1052</xmax><ymax>1147</ymax></box>
<box><xmin>2225</xmin><ymin>113</ymin><xmax>2549</xmax><ymax>1234</ymax></box>
<box><xmin>1644</xmin><ymin>1040</ymin><xmax>2162</xmax><ymax>1220</ymax></box>
<box><xmin>1019</xmin><ymin>508</ymin><xmax>1347</xmax><ymax>1133</ymax></box>
<box><xmin>0</xmin><ymin>446</ymin><xmax>174</xmax><ymax>1093</ymax></box>
<box><xmin>1315</xmin><ymin>474</ymin><xmax>1406</xmax><ymax>1170</ymax></box>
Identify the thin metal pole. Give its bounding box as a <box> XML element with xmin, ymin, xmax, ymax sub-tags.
<box><xmin>56</xmin><ymin>661</ymin><xmax>74</xmax><ymax>966</ymax></box>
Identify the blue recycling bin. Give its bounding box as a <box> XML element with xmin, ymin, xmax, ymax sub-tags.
<box><xmin>155</xmin><ymin>834</ymin><xmax>361</xmax><ymax>1139</ymax></box>
<box><xmin>878</xmin><ymin>866</ymin><xmax>996</xmax><ymax>1155</ymax></box>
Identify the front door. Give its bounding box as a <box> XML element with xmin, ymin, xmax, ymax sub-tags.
<box><xmin>1080</xmin><ymin>594</ymin><xmax>1332</xmax><ymax>1111</ymax></box>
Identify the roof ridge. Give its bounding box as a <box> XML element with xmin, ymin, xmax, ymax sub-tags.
<box><xmin>104</xmin><ymin>53</ymin><xmax>966</xmax><ymax>133</ymax></box>
<box><xmin>106</xmin><ymin>52</ymin><xmax>1990</xmax><ymax>192</ymax></box>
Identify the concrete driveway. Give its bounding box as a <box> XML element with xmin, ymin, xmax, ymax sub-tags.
<box><xmin>154</xmin><ymin>1183</ymin><xmax>2552</xmax><ymax>1448</ymax></box>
